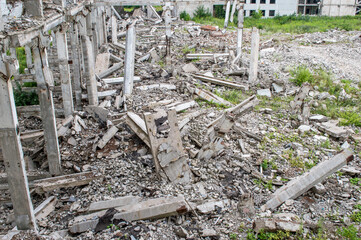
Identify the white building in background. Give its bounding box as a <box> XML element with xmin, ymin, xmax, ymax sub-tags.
<box><xmin>243</xmin><ymin>0</ymin><xmax>298</xmax><ymax>17</ymax></box>
<box><xmin>176</xmin><ymin>0</ymin><xmax>360</xmax><ymax>18</ymax></box>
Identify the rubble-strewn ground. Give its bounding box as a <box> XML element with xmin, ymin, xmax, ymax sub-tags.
<box><xmin>1</xmin><ymin>13</ymin><xmax>361</xmax><ymax>240</ymax></box>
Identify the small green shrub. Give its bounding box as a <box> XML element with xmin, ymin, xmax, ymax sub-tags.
<box><xmin>13</xmin><ymin>82</ymin><xmax>39</xmax><ymax>106</ymax></box>
<box><xmin>193</xmin><ymin>5</ymin><xmax>212</xmax><ymax>19</ymax></box>
<box><xmin>337</xmin><ymin>225</ymin><xmax>360</xmax><ymax>240</ymax></box>
<box><xmin>180</xmin><ymin>11</ymin><xmax>191</xmax><ymax>21</ymax></box>
<box><xmin>251</xmin><ymin>9</ymin><xmax>263</xmax><ymax>19</ymax></box>
<box><xmin>290</xmin><ymin>66</ymin><xmax>313</xmax><ymax>86</ymax></box>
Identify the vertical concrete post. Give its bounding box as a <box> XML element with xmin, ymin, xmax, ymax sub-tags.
<box><xmin>56</xmin><ymin>29</ymin><xmax>74</xmax><ymax>117</ymax></box>
<box><xmin>70</xmin><ymin>22</ymin><xmax>82</xmax><ymax>110</ymax></box>
<box><xmin>147</xmin><ymin>4</ymin><xmax>152</xmax><ymax>18</ymax></box>
<box><xmin>237</xmin><ymin>3</ymin><xmax>244</xmax><ymax>56</ymax></box>
<box><xmin>164</xmin><ymin>2</ymin><xmax>172</xmax><ymax>65</ymax></box>
<box><xmin>0</xmin><ymin>3</ymin><xmax>4</xmax><ymax>32</ymax></box>
<box><xmin>0</xmin><ymin>57</ymin><xmax>37</xmax><ymax>231</ymax></box>
<box><xmin>24</xmin><ymin>45</ymin><xmax>34</xmax><ymax>73</ymax></box>
<box><xmin>123</xmin><ymin>22</ymin><xmax>136</xmax><ymax>96</ymax></box>
<box><xmin>81</xmin><ymin>35</ymin><xmax>98</xmax><ymax>106</ymax></box>
<box><xmin>224</xmin><ymin>0</ymin><xmax>231</xmax><ymax>29</ymax></box>
<box><xmin>78</xmin><ymin>16</ymin><xmax>87</xmax><ymax>74</ymax></box>
<box><xmin>230</xmin><ymin>0</ymin><xmax>237</xmax><ymax>23</ymax></box>
<box><xmin>249</xmin><ymin>27</ymin><xmax>260</xmax><ymax>82</ymax></box>
<box><xmin>111</xmin><ymin>15</ymin><xmax>117</xmax><ymax>44</ymax></box>
<box><xmin>32</xmin><ymin>45</ymin><xmax>62</xmax><ymax>176</ymax></box>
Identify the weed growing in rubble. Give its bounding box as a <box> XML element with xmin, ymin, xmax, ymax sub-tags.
<box><xmin>180</xmin><ymin>11</ymin><xmax>191</xmax><ymax>21</ymax></box>
<box><xmin>350</xmin><ymin>178</ymin><xmax>361</xmax><ymax>186</ymax></box>
<box><xmin>229</xmin><ymin>233</ymin><xmax>239</xmax><ymax>240</ymax></box>
<box><xmin>193</xmin><ymin>6</ymin><xmax>212</xmax><ymax>19</ymax></box>
<box><xmin>16</xmin><ymin>47</ymin><xmax>27</xmax><ymax>74</ymax></box>
<box><xmin>290</xmin><ymin>66</ymin><xmax>313</xmax><ymax>86</ymax></box>
<box><xmin>337</xmin><ymin>225</ymin><xmax>360</xmax><ymax>240</ymax></box>
<box><xmin>215</xmin><ymin>90</ymin><xmax>244</xmax><ymax>104</ymax></box>
<box><xmin>13</xmin><ymin>82</ymin><xmax>39</xmax><ymax>106</ymax></box>
<box><xmin>182</xmin><ymin>45</ymin><xmax>195</xmax><ymax>54</ymax></box>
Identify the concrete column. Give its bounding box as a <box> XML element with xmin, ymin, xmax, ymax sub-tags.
<box><xmin>0</xmin><ymin>3</ymin><xmax>4</xmax><ymax>32</ymax></box>
<box><xmin>164</xmin><ymin>2</ymin><xmax>172</xmax><ymax>64</ymax></box>
<box><xmin>24</xmin><ymin>45</ymin><xmax>34</xmax><ymax>73</ymax></box>
<box><xmin>111</xmin><ymin>15</ymin><xmax>117</xmax><ymax>44</ymax></box>
<box><xmin>70</xmin><ymin>22</ymin><xmax>82</xmax><ymax>111</ymax></box>
<box><xmin>32</xmin><ymin>45</ymin><xmax>62</xmax><ymax>176</ymax></box>
<box><xmin>78</xmin><ymin>16</ymin><xmax>87</xmax><ymax>74</ymax></box>
<box><xmin>123</xmin><ymin>22</ymin><xmax>136</xmax><ymax>96</ymax></box>
<box><xmin>0</xmin><ymin>59</ymin><xmax>37</xmax><ymax>231</ymax></box>
<box><xmin>237</xmin><ymin>3</ymin><xmax>244</xmax><ymax>56</ymax></box>
<box><xmin>56</xmin><ymin>29</ymin><xmax>74</xmax><ymax>117</ymax></box>
<box><xmin>147</xmin><ymin>4</ymin><xmax>152</xmax><ymax>18</ymax></box>
<box><xmin>230</xmin><ymin>0</ymin><xmax>237</xmax><ymax>23</ymax></box>
<box><xmin>224</xmin><ymin>0</ymin><xmax>231</xmax><ymax>28</ymax></box>
<box><xmin>81</xmin><ymin>35</ymin><xmax>98</xmax><ymax>106</ymax></box>
<box><xmin>249</xmin><ymin>27</ymin><xmax>259</xmax><ymax>82</ymax></box>
<box><xmin>24</xmin><ymin>0</ymin><xmax>43</xmax><ymax>18</ymax></box>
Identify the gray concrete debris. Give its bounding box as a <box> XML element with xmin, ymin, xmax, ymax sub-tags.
<box><xmin>309</xmin><ymin>115</ymin><xmax>328</xmax><ymax>122</ymax></box>
<box><xmin>197</xmin><ymin>137</ymin><xmax>225</xmax><ymax>161</ymax></box>
<box><xmin>272</xmin><ymin>83</ymin><xmax>283</xmax><ymax>93</ymax></box>
<box><xmin>261</xmin><ymin>149</ymin><xmax>353</xmax><ymax>210</ymax></box>
<box><xmin>317</xmin><ymin>121</ymin><xmax>349</xmax><ymax>138</ymax></box>
<box><xmin>182</xmin><ymin>63</ymin><xmax>199</xmax><ymax>73</ymax></box>
<box><xmin>253</xmin><ymin>213</ymin><xmax>302</xmax><ymax>233</ymax></box>
<box><xmin>257</xmin><ymin>89</ymin><xmax>272</xmax><ymax>98</ymax></box>
<box><xmin>88</xmin><ymin>196</ymin><xmax>140</xmax><ymax>213</ymax></box>
<box><xmin>196</xmin><ymin>199</ymin><xmax>229</xmax><ymax>214</ymax></box>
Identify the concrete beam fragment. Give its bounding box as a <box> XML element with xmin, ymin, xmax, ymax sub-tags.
<box><xmin>261</xmin><ymin>149</ymin><xmax>353</xmax><ymax>211</ymax></box>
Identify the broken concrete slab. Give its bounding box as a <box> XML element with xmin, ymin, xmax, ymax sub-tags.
<box><xmin>317</xmin><ymin>121</ymin><xmax>349</xmax><ymax>138</ymax></box>
<box><xmin>69</xmin><ymin>196</ymin><xmax>189</xmax><ymax>234</ymax></box>
<box><xmin>309</xmin><ymin>115</ymin><xmax>328</xmax><ymax>122</ymax></box>
<box><xmin>257</xmin><ymin>89</ymin><xmax>272</xmax><ymax>98</ymax></box>
<box><xmin>88</xmin><ymin>196</ymin><xmax>140</xmax><ymax>213</ymax></box>
<box><xmin>97</xmin><ymin>126</ymin><xmax>118</xmax><ymax>149</ymax></box>
<box><xmin>95</xmin><ymin>53</ymin><xmax>110</xmax><ymax>75</ymax></box>
<box><xmin>197</xmin><ymin>137</ymin><xmax>225</xmax><ymax>161</ymax></box>
<box><xmin>103</xmin><ymin>76</ymin><xmax>141</xmax><ymax>84</ymax></box>
<box><xmin>136</xmin><ymin>83</ymin><xmax>176</xmax><ymax>91</ymax></box>
<box><xmin>261</xmin><ymin>149</ymin><xmax>353</xmax><ymax>210</ymax></box>
<box><xmin>253</xmin><ymin>213</ymin><xmax>302</xmax><ymax>233</ymax></box>
<box><xmin>182</xmin><ymin>63</ymin><xmax>199</xmax><ymax>73</ymax></box>
<box><xmin>193</xmin><ymin>88</ymin><xmax>232</xmax><ymax>106</ymax></box>
<box><xmin>272</xmin><ymin>83</ymin><xmax>283</xmax><ymax>93</ymax></box>
<box><xmin>196</xmin><ymin>199</ymin><xmax>229</xmax><ymax>214</ymax></box>
<box><xmin>298</xmin><ymin>125</ymin><xmax>311</xmax><ymax>134</ymax></box>
<box><xmin>192</xmin><ymin>73</ymin><xmax>248</xmax><ymax>90</ymax></box>
<box><xmin>33</xmin><ymin>172</ymin><xmax>102</xmax><ymax>193</ymax></box>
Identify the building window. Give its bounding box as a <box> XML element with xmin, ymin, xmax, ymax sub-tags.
<box><xmin>270</xmin><ymin>0</ymin><xmax>276</xmax><ymax>3</ymax></box>
<box><xmin>244</xmin><ymin>10</ymin><xmax>247</xmax><ymax>17</ymax></box>
<box><xmin>261</xmin><ymin>10</ymin><xmax>266</xmax><ymax>16</ymax></box>
<box><xmin>260</xmin><ymin>0</ymin><xmax>266</xmax><ymax>4</ymax></box>
<box><xmin>250</xmin><ymin>10</ymin><xmax>255</xmax><ymax>16</ymax></box>
<box><xmin>251</xmin><ymin>0</ymin><xmax>256</xmax><ymax>4</ymax></box>
<box><xmin>269</xmin><ymin>10</ymin><xmax>275</xmax><ymax>16</ymax></box>
<box><xmin>298</xmin><ymin>0</ymin><xmax>305</xmax><ymax>4</ymax></box>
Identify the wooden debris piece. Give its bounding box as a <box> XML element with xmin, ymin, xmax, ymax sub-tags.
<box><xmin>34</xmin><ymin>196</ymin><xmax>57</xmax><ymax>220</ymax></box>
<box><xmin>88</xmin><ymin>196</ymin><xmax>140</xmax><ymax>213</ymax></box>
<box><xmin>193</xmin><ymin>88</ymin><xmax>232</xmax><ymax>106</ymax></box>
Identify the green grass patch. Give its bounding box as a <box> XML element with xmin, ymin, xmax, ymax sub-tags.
<box><xmin>16</xmin><ymin>47</ymin><xmax>27</xmax><ymax>74</ymax></box>
<box><xmin>215</xmin><ymin>89</ymin><xmax>244</xmax><ymax>104</ymax></box>
<box><xmin>337</xmin><ymin>225</ymin><xmax>360</xmax><ymax>240</ymax></box>
<box><xmin>181</xmin><ymin>7</ymin><xmax>361</xmax><ymax>34</ymax></box>
<box><xmin>195</xmin><ymin>98</ymin><xmax>229</xmax><ymax>110</ymax></box>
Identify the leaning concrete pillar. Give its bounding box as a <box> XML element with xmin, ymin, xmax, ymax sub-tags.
<box><xmin>0</xmin><ymin>57</ymin><xmax>37</xmax><ymax>231</ymax></box>
<box><xmin>230</xmin><ymin>0</ymin><xmax>237</xmax><ymax>23</ymax></box>
<box><xmin>224</xmin><ymin>0</ymin><xmax>231</xmax><ymax>29</ymax></box>
<box><xmin>81</xmin><ymin>35</ymin><xmax>98</xmax><ymax>106</ymax></box>
<box><xmin>236</xmin><ymin>3</ymin><xmax>244</xmax><ymax>56</ymax></box>
<box><xmin>32</xmin><ymin>45</ymin><xmax>62</xmax><ymax>176</ymax></box>
<box><xmin>70</xmin><ymin>22</ymin><xmax>82</xmax><ymax>110</ymax></box>
<box><xmin>56</xmin><ymin>29</ymin><xmax>74</xmax><ymax>117</ymax></box>
<box><xmin>249</xmin><ymin>27</ymin><xmax>259</xmax><ymax>82</ymax></box>
<box><xmin>123</xmin><ymin>22</ymin><xmax>136</xmax><ymax>96</ymax></box>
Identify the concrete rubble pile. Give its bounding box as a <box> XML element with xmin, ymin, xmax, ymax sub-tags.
<box><xmin>0</xmin><ymin>2</ymin><xmax>361</xmax><ymax>240</ymax></box>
